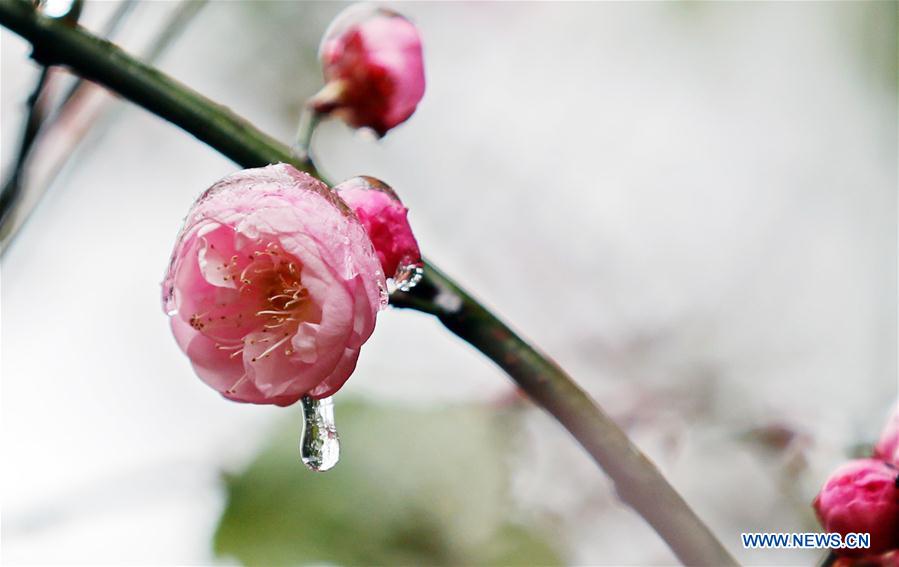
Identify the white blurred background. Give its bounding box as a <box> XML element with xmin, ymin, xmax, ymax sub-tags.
<box><xmin>1</xmin><ymin>1</ymin><xmax>896</xmax><ymax>565</ymax></box>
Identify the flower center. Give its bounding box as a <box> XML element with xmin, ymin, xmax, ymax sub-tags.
<box><xmin>243</xmin><ymin>244</ymin><xmax>310</xmax><ymax>340</ymax></box>
<box><xmin>200</xmin><ymin>242</ymin><xmax>312</xmax><ymax>368</ymax></box>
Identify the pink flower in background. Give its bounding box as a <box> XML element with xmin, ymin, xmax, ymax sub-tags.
<box><xmin>832</xmin><ymin>550</ymin><xmax>899</xmax><ymax>567</ymax></box>
<box><xmin>875</xmin><ymin>404</ymin><xmax>899</xmax><ymax>466</ymax></box>
<box><xmin>813</xmin><ymin>459</ymin><xmax>899</xmax><ymax>557</ymax></box>
<box><xmin>832</xmin><ymin>551</ymin><xmax>899</xmax><ymax>567</ymax></box>
<box><xmin>334</xmin><ymin>176</ymin><xmax>421</xmax><ymax>279</ymax></box>
<box><xmin>312</xmin><ymin>5</ymin><xmax>425</xmax><ymax>136</ymax></box>
<box><xmin>162</xmin><ymin>164</ymin><xmax>386</xmax><ymax>406</ymax></box>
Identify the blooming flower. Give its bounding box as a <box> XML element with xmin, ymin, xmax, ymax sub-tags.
<box><xmin>813</xmin><ymin>458</ymin><xmax>899</xmax><ymax>557</ymax></box>
<box><xmin>875</xmin><ymin>403</ymin><xmax>899</xmax><ymax>467</ymax></box>
<box><xmin>312</xmin><ymin>5</ymin><xmax>425</xmax><ymax>136</ymax></box>
<box><xmin>333</xmin><ymin>176</ymin><xmax>421</xmax><ymax>280</ymax></box>
<box><xmin>162</xmin><ymin>164</ymin><xmax>386</xmax><ymax>406</ymax></box>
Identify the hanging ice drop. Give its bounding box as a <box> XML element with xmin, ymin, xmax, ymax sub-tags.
<box><xmin>393</xmin><ymin>256</ymin><xmax>424</xmax><ymax>292</ymax></box>
<box><xmin>299</xmin><ymin>395</ymin><xmax>340</xmax><ymax>472</ymax></box>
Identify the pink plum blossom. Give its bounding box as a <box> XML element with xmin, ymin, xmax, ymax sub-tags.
<box><xmin>162</xmin><ymin>164</ymin><xmax>386</xmax><ymax>406</ymax></box>
<box><xmin>333</xmin><ymin>176</ymin><xmax>421</xmax><ymax>279</ymax></box>
<box><xmin>813</xmin><ymin>458</ymin><xmax>899</xmax><ymax>558</ymax></box>
<box><xmin>313</xmin><ymin>5</ymin><xmax>425</xmax><ymax>136</ymax></box>
<box><xmin>875</xmin><ymin>404</ymin><xmax>899</xmax><ymax>467</ymax></box>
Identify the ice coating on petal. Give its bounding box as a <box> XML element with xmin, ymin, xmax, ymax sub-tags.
<box><xmin>316</xmin><ymin>6</ymin><xmax>425</xmax><ymax>136</ymax></box>
<box><xmin>162</xmin><ymin>164</ymin><xmax>386</xmax><ymax>405</ymax></box>
<box><xmin>333</xmin><ymin>176</ymin><xmax>422</xmax><ymax>281</ymax></box>
<box><xmin>813</xmin><ymin>459</ymin><xmax>899</xmax><ymax>558</ymax></box>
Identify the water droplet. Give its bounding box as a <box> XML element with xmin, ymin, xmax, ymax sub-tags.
<box><xmin>393</xmin><ymin>257</ymin><xmax>424</xmax><ymax>292</ymax></box>
<box><xmin>300</xmin><ymin>395</ymin><xmax>340</xmax><ymax>472</ymax></box>
<box><xmin>162</xmin><ymin>281</ymin><xmax>179</xmax><ymax>315</ymax></box>
<box><xmin>377</xmin><ymin>277</ymin><xmax>390</xmax><ymax>309</ymax></box>
<box><xmin>37</xmin><ymin>0</ymin><xmax>77</xmax><ymax>18</ymax></box>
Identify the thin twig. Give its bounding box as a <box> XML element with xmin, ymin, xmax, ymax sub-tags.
<box><xmin>291</xmin><ymin>105</ymin><xmax>321</xmax><ymax>163</ymax></box>
<box><xmin>142</xmin><ymin>0</ymin><xmax>205</xmax><ymax>63</ymax></box>
<box><xmin>0</xmin><ymin>0</ymin><xmax>81</xmax><ymax>237</ymax></box>
<box><xmin>0</xmin><ymin>66</ymin><xmax>51</xmax><ymax>231</ymax></box>
<box><xmin>0</xmin><ymin>2</ymin><xmax>737</xmax><ymax>564</ymax></box>
<box><xmin>1</xmin><ymin>0</ymin><xmax>205</xmax><ymax>252</ymax></box>
<box><xmin>0</xmin><ymin>0</ymin><xmax>311</xmax><ymax>175</ymax></box>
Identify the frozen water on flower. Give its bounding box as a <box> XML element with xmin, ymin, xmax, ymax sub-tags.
<box><xmin>377</xmin><ymin>278</ymin><xmax>389</xmax><ymax>309</ymax></box>
<box><xmin>162</xmin><ymin>286</ymin><xmax>177</xmax><ymax>316</ymax></box>
<box><xmin>300</xmin><ymin>396</ymin><xmax>340</xmax><ymax>472</ymax></box>
<box><xmin>392</xmin><ymin>256</ymin><xmax>424</xmax><ymax>293</ymax></box>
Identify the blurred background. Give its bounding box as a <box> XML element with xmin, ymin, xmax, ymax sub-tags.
<box><xmin>1</xmin><ymin>1</ymin><xmax>896</xmax><ymax>565</ymax></box>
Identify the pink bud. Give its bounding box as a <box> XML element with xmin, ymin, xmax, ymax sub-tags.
<box><xmin>813</xmin><ymin>459</ymin><xmax>899</xmax><ymax>557</ymax></box>
<box><xmin>334</xmin><ymin>176</ymin><xmax>422</xmax><ymax>289</ymax></box>
<box><xmin>875</xmin><ymin>404</ymin><xmax>899</xmax><ymax>466</ymax></box>
<box><xmin>314</xmin><ymin>5</ymin><xmax>425</xmax><ymax>136</ymax></box>
<box><xmin>162</xmin><ymin>164</ymin><xmax>387</xmax><ymax>406</ymax></box>
<box><xmin>832</xmin><ymin>550</ymin><xmax>899</xmax><ymax>567</ymax></box>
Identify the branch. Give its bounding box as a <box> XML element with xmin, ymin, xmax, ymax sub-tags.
<box><xmin>0</xmin><ymin>0</ymin><xmax>315</xmax><ymax>178</ymax></box>
<box><xmin>1</xmin><ymin>0</ymin><xmax>179</xmax><ymax>250</ymax></box>
<box><xmin>0</xmin><ymin>2</ymin><xmax>736</xmax><ymax>564</ymax></box>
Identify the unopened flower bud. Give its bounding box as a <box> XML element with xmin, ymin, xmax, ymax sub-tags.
<box><xmin>313</xmin><ymin>5</ymin><xmax>425</xmax><ymax>136</ymax></box>
<box><xmin>832</xmin><ymin>550</ymin><xmax>899</xmax><ymax>567</ymax></box>
<box><xmin>334</xmin><ymin>176</ymin><xmax>422</xmax><ymax>290</ymax></box>
<box><xmin>813</xmin><ymin>458</ymin><xmax>899</xmax><ymax>557</ymax></box>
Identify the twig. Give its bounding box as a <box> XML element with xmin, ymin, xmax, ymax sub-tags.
<box><xmin>0</xmin><ymin>0</ymin><xmax>205</xmax><ymax>252</ymax></box>
<box><xmin>0</xmin><ymin>66</ymin><xmax>52</xmax><ymax>232</ymax></box>
<box><xmin>0</xmin><ymin>2</ymin><xmax>737</xmax><ymax>564</ymax></box>
<box><xmin>291</xmin><ymin>105</ymin><xmax>320</xmax><ymax>163</ymax></box>
<box><xmin>141</xmin><ymin>0</ymin><xmax>206</xmax><ymax>63</ymax></box>
<box><xmin>0</xmin><ymin>0</ymin><xmax>311</xmax><ymax>176</ymax></box>
<box><xmin>0</xmin><ymin>0</ymin><xmax>81</xmax><ymax>237</ymax></box>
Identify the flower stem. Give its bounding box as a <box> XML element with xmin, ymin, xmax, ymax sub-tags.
<box><xmin>291</xmin><ymin>105</ymin><xmax>321</xmax><ymax>163</ymax></box>
<box><xmin>0</xmin><ymin>2</ymin><xmax>736</xmax><ymax>564</ymax></box>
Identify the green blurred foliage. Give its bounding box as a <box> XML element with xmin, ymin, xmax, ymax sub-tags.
<box><xmin>213</xmin><ymin>400</ymin><xmax>563</xmax><ymax>566</ymax></box>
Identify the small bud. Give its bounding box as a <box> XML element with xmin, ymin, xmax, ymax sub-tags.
<box><xmin>313</xmin><ymin>5</ymin><xmax>425</xmax><ymax>136</ymax></box>
<box><xmin>813</xmin><ymin>459</ymin><xmax>899</xmax><ymax>557</ymax></box>
<box><xmin>875</xmin><ymin>403</ymin><xmax>899</xmax><ymax>466</ymax></box>
<box><xmin>334</xmin><ymin>176</ymin><xmax>421</xmax><ymax>284</ymax></box>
